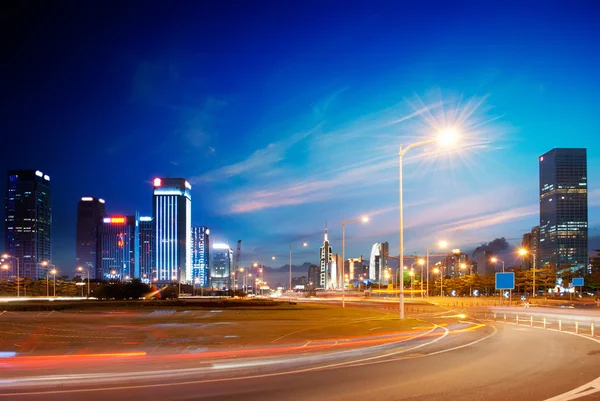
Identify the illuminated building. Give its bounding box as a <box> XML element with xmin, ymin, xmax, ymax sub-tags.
<box><xmin>330</xmin><ymin>253</ymin><xmax>343</xmax><ymax>289</ymax></box>
<box><xmin>98</xmin><ymin>215</ymin><xmax>139</xmax><ymax>280</ymax></box>
<box><xmin>152</xmin><ymin>177</ymin><xmax>192</xmax><ymax>284</ymax></box>
<box><xmin>4</xmin><ymin>170</ymin><xmax>51</xmax><ymax>280</ymax></box>
<box><xmin>307</xmin><ymin>264</ymin><xmax>319</xmax><ymax>287</ymax></box>
<box><xmin>539</xmin><ymin>148</ymin><xmax>588</xmax><ymax>271</ymax></box>
<box><xmin>319</xmin><ymin>227</ymin><xmax>332</xmax><ymax>288</ymax></box>
<box><xmin>369</xmin><ymin>242</ymin><xmax>389</xmax><ymax>282</ymax></box>
<box><xmin>347</xmin><ymin>256</ymin><xmax>364</xmax><ymax>281</ymax></box>
<box><xmin>76</xmin><ymin>197</ymin><xmax>106</xmax><ymax>279</ymax></box>
<box><xmin>139</xmin><ymin>216</ymin><xmax>154</xmax><ymax>283</ymax></box>
<box><xmin>210</xmin><ymin>243</ymin><xmax>233</xmax><ymax>290</ymax></box>
<box><xmin>191</xmin><ymin>226</ymin><xmax>210</xmax><ymax>286</ymax></box>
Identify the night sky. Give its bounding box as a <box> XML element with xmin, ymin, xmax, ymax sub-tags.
<box><xmin>2</xmin><ymin>1</ymin><xmax>599</xmax><ymax>281</ymax></box>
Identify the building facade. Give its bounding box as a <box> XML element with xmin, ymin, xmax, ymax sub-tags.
<box><xmin>307</xmin><ymin>264</ymin><xmax>319</xmax><ymax>287</ymax></box>
<box><xmin>191</xmin><ymin>226</ymin><xmax>210</xmax><ymax>286</ymax></box>
<box><xmin>330</xmin><ymin>253</ymin><xmax>343</xmax><ymax>289</ymax></box>
<box><xmin>539</xmin><ymin>148</ymin><xmax>588</xmax><ymax>271</ymax></box>
<box><xmin>152</xmin><ymin>177</ymin><xmax>192</xmax><ymax>283</ymax></box>
<box><xmin>210</xmin><ymin>243</ymin><xmax>233</xmax><ymax>290</ymax></box>
<box><xmin>369</xmin><ymin>242</ymin><xmax>389</xmax><ymax>282</ymax></box>
<box><xmin>319</xmin><ymin>227</ymin><xmax>332</xmax><ymax>288</ymax></box>
<box><xmin>98</xmin><ymin>215</ymin><xmax>139</xmax><ymax>280</ymax></box>
<box><xmin>139</xmin><ymin>216</ymin><xmax>154</xmax><ymax>283</ymax></box>
<box><xmin>4</xmin><ymin>170</ymin><xmax>51</xmax><ymax>280</ymax></box>
<box><xmin>76</xmin><ymin>197</ymin><xmax>106</xmax><ymax>279</ymax></box>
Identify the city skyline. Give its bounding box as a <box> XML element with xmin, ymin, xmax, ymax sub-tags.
<box><xmin>2</xmin><ymin>2</ymin><xmax>600</xmax><ymax>275</ymax></box>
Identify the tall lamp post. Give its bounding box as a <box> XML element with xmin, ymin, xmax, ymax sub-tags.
<box><xmin>1</xmin><ymin>254</ymin><xmax>19</xmax><ymax>297</ymax></box>
<box><xmin>491</xmin><ymin>257</ymin><xmax>506</xmax><ymax>304</ymax></box>
<box><xmin>409</xmin><ymin>270</ymin><xmax>415</xmax><ymax>298</ymax></box>
<box><xmin>41</xmin><ymin>261</ymin><xmax>55</xmax><ymax>297</ymax></box>
<box><xmin>50</xmin><ymin>268</ymin><xmax>57</xmax><ymax>297</ymax></box>
<box><xmin>433</xmin><ymin>267</ymin><xmax>442</xmax><ymax>296</ymax></box>
<box><xmin>77</xmin><ymin>266</ymin><xmax>90</xmax><ymax>297</ymax></box>
<box><xmin>426</xmin><ymin>241</ymin><xmax>448</xmax><ymax>297</ymax></box>
<box><xmin>417</xmin><ymin>258</ymin><xmax>425</xmax><ymax>297</ymax></box>
<box><xmin>400</xmin><ymin>129</ymin><xmax>459</xmax><ymax>318</ymax></box>
<box><xmin>518</xmin><ymin>248</ymin><xmax>537</xmax><ymax>297</ymax></box>
<box><xmin>289</xmin><ymin>243</ymin><xmax>307</xmax><ymax>292</ymax></box>
<box><xmin>341</xmin><ymin>215</ymin><xmax>369</xmax><ymax>308</ymax></box>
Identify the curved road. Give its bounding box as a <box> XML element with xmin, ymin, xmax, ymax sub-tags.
<box><xmin>1</xmin><ymin>307</ymin><xmax>599</xmax><ymax>401</ymax></box>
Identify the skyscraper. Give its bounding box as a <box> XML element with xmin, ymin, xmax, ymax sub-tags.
<box><xmin>307</xmin><ymin>264</ymin><xmax>319</xmax><ymax>287</ymax></box>
<box><xmin>191</xmin><ymin>226</ymin><xmax>210</xmax><ymax>286</ymax></box>
<box><xmin>369</xmin><ymin>242</ymin><xmax>389</xmax><ymax>282</ymax></box>
<box><xmin>319</xmin><ymin>227</ymin><xmax>332</xmax><ymax>288</ymax></box>
<box><xmin>4</xmin><ymin>170</ymin><xmax>51</xmax><ymax>280</ymax></box>
<box><xmin>76</xmin><ymin>197</ymin><xmax>106</xmax><ymax>279</ymax></box>
<box><xmin>152</xmin><ymin>177</ymin><xmax>192</xmax><ymax>284</ymax></box>
<box><xmin>539</xmin><ymin>148</ymin><xmax>588</xmax><ymax>271</ymax></box>
<box><xmin>210</xmin><ymin>243</ymin><xmax>232</xmax><ymax>290</ymax></box>
<box><xmin>98</xmin><ymin>215</ymin><xmax>139</xmax><ymax>280</ymax></box>
<box><xmin>330</xmin><ymin>253</ymin><xmax>343</xmax><ymax>289</ymax></box>
<box><xmin>139</xmin><ymin>216</ymin><xmax>154</xmax><ymax>283</ymax></box>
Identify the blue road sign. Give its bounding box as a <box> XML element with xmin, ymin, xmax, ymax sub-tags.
<box><xmin>572</xmin><ymin>277</ymin><xmax>584</xmax><ymax>287</ymax></box>
<box><xmin>495</xmin><ymin>272</ymin><xmax>515</xmax><ymax>290</ymax></box>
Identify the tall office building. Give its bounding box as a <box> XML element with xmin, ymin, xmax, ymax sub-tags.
<box><xmin>319</xmin><ymin>227</ymin><xmax>332</xmax><ymax>288</ymax></box>
<box><xmin>521</xmin><ymin>226</ymin><xmax>540</xmax><ymax>271</ymax></box>
<box><xmin>98</xmin><ymin>215</ymin><xmax>139</xmax><ymax>280</ymax></box>
<box><xmin>152</xmin><ymin>178</ymin><xmax>192</xmax><ymax>283</ymax></box>
<box><xmin>191</xmin><ymin>226</ymin><xmax>210</xmax><ymax>286</ymax></box>
<box><xmin>75</xmin><ymin>197</ymin><xmax>106</xmax><ymax>279</ymax></box>
<box><xmin>4</xmin><ymin>170</ymin><xmax>51</xmax><ymax>280</ymax></box>
<box><xmin>369</xmin><ymin>242</ymin><xmax>389</xmax><ymax>282</ymax></box>
<box><xmin>330</xmin><ymin>253</ymin><xmax>343</xmax><ymax>289</ymax></box>
<box><xmin>210</xmin><ymin>243</ymin><xmax>233</xmax><ymax>290</ymax></box>
<box><xmin>307</xmin><ymin>264</ymin><xmax>319</xmax><ymax>287</ymax></box>
<box><xmin>539</xmin><ymin>148</ymin><xmax>588</xmax><ymax>271</ymax></box>
<box><xmin>139</xmin><ymin>216</ymin><xmax>154</xmax><ymax>283</ymax></box>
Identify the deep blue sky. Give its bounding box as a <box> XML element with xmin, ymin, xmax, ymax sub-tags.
<box><xmin>2</xmin><ymin>1</ymin><xmax>599</xmax><ymax>281</ymax></box>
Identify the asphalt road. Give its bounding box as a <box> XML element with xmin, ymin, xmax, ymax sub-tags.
<box><xmin>1</xmin><ymin>304</ymin><xmax>599</xmax><ymax>401</ymax></box>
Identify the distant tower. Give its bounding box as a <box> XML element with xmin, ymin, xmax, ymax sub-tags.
<box><xmin>539</xmin><ymin>148</ymin><xmax>588</xmax><ymax>271</ymax></box>
<box><xmin>98</xmin><ymin>215</ymin><xmax>139</xmax><ymax>280</ymax></box>
<box><xmin>369</xmin><ymin>242</ymin><xmax>389</xmax><ymax>282</ymax></box>
<box><xmin>76</xmin><ymin>197</ymin><xmax>106</xmax><ymax>279</ymax></box>
<box><xmin>319</xmin><ymin>225</ymin><xmax>332</xmax><ymax>288</ymax></box>
<box><xmin>138</xmin><ymin>216</ymin><xmax>154</xmax><ymax>283</ymax></box>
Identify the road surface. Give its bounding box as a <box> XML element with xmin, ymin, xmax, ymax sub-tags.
<box><xmin>1</xmin><ymin>304</ymin><xmax>599</xmax><ymax>400</ymax></box>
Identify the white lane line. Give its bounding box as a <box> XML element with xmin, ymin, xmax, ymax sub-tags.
<box><xmin>493</xmin><ymin>320</ymin><xmax>600</xmax><ymax>401</ymax></box>
<box><xmin>0</xmin><ymin>325</ymin><xmax>448</xmax><ymax>397</ymax></box>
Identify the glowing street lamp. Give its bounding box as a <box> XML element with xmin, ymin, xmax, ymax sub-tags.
<box><xmin>41</xmin><ymin>261</ymin><xmax>55</xmax><ymax>297</ymax></box>
<box><xmin>77</xmin><ymin>266</ymin><xmax>90</xmax><ymax>297</ymax></box>
<box><xmin>426</xmin><ymin>240</ymin><xmax>448</xmax><ymax>297</ymax></box>
<box><xmin>518</xmin><ymin>248</ymin><xmax>537</xmax><ymax>297</ymax></box>
<box><xmin>491</xmin><ymin>257</ymin><xmax>505</xmax><ymax>272</ymax></box>
<box><xmin>1</xmin><ymin>254</ymin><xmax>20</xmax><ymax>297</ymax></box>
<box><xmin>432</xmin><ymin>266</ymin><xmax>442</xmax><ymax>296</ymax></box>
<box><xmin>50</xmin><ymin>268</ymin><xmax>57</xmax><ymax>297</ymax></box>
<box><xmin>341</xmin><ymin>215</ymin><xmax>369</xmax><ymax>308</ymax></box>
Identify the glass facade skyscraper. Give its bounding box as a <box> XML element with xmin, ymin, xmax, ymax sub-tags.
<box><xmin>76</xmin><ymin>197</ymin><xmax>106</xmax><ymax>279</ymax></box>
<box><xmin>191</xmin><ymin>226</ymin><xmax>210</xmax><ymax>286</ymax></box>
<box><xmin>152</xmin><ymin>178</ymin><xmax>191</xmax><ymax>284</ymax></box>
<box><xmin>98</xmin><ymin>215</ymin><xmax>139</xmax><ymax>280</ymax></box>
<box><xmin>210</xmin><ymin>244</ymin><xmax>232</xmax><ymax>290</ymax></box>
<box><xmin>4</xmin><ymin>170</ymin><xmax>51</xmax><ymax>280</ymax></box>
<box><xmin>539</xmin><ymin>148</ymin><xmax>588</xmax><ymax>271</ymax></box>
<box><xmin>138</xmin><ymin>216</ymin><xmax>154</xmax><ymax>283</ymax></box>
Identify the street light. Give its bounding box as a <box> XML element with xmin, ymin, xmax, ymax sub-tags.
<box><xmin>518</xmin><ymin>248</ymin><xmax>537</xmax><ymax>297</ymax></box>
<box><xmin>41</xmin><ymin>261</ymin><xmax>54</xmax><ymax>297</ymax></box>
<box><xmin>341</xmin><ymin>215</ymin><xmax>369</xmax><ymax>308</ymax></box>
<box><xmin>50</xmin><ymin>268</ymin><xmax>57</xmax><ymax>297</ymax></box>
<box><xmin>408</xmin><ymin>270</ymin><xmax>415</xmax><ymax>298</ymax></box>
<box><xmin>491</xmin><ymin>257</ymin><xmax>505</xmax><ymax>272</ymax></box>
<box><xmin>289</xmin><ymin>242</ymin><xmax>307</xmax><ymax>292</ymax></box>
<box><xmin>77</xmin><ymin>266</ymin><xmax>90</xmax><ymax>297</ymax></box>
<box><xmin>1</xmin><ymin>254</ymin><xmax>20</xmax><ymax>297</ymax></box>
<box><xmin>432</xmin><ymin>267</ymin><xmax>442</xmax><ymax>296</ymax></box>
<box><xmin>426</xmin><ymin>240</ymin><xmax>448</xmax><ymax>297</ymax></box>
<box><xmin>418</xmin><ymin>258</ymin><xmax>425</xmax><ymax>298</ymax></box>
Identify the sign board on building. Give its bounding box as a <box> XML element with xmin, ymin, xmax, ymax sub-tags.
<box><xmin>495</xmin><ymin>272</ymin><xmax>515</xmax><ymax>290</ymax></box>
<box><xmin>572</xmin><ymin>277</ymin><xmax>584</xmax><ymax>287</ymax></box>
